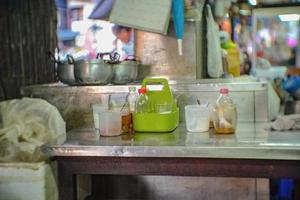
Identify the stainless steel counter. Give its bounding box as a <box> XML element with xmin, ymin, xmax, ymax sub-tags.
<box><xmin>42</xmin><ymin>123</ymin><xmax>300</xmax><ymax>160</ymax></box>
<box><xmin>22</xmin><ymin>79</ymin><xmax>279</xmax><ymax>132</ymax></box>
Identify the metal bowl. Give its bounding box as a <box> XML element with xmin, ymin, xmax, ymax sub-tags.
<box><xmin>57</xmin><ymin>60</ymin><xmax>76</xmax><ymax>85</ymax></box>
<box><xmin>48</xmin><ymin>52</ymin><xmax>76</xmax><ymax>85</ymax></box>
<box><xmin>112</xmin><ymin>60</ymin><xmax>138</xmax><ymax>84</ymax></box>
<box><xmin>74</xmin><ymin>59</ymin><xmax>113</xmax><ymax>85</ymax></box>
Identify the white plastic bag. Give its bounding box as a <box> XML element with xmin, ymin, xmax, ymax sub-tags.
<box><xmin>206</xmin><ymin>5</ymin><xmax>223</xmax><ymax>78</ymax></box>
<box><xmin>0</xmin><ymin>98</ymin><xmax>66</xmax><ymax>162</ymax></box>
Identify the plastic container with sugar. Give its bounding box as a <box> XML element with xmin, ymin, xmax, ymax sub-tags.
<box><xmin>185</xmin><ymin>105</ymin><xmax>210</xmax><ymax>132</ymax></box>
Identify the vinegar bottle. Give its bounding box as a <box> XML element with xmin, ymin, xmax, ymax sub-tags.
<box><xmin>135</xmin><ymin>88</ymin><xmax>150</xmax><ymax>113</ymax></box>
<box><xmin>128</xmin><ymin>86</ymin><xmax>138</xmax><ymax>112</ymax></box>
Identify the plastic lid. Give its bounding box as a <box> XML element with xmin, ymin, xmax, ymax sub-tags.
<box><xmin>138</xmin><ymin>88</ymin><xmax>147</xmax><ymax>94</ymax></box>
<box><xmin>220</xmin><ymin>88</ymin><xmax>229</xmax><ymax>94</ymax></box>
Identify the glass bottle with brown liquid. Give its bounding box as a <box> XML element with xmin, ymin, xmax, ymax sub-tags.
<box><xmin>121</xmin><ymin>87</ymin><xmax>137</xmax><ymax>135</ymax></box>
<box><xmin>212</xmin><ymin>88</ymin><xmax>237</xmax><ymax>134</ymax></box>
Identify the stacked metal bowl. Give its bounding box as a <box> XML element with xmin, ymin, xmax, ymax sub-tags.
<box><xmin>49</xmin><ymin>52</ymin><xmax>138</xmax><ymax>85</ymax></box>
<box><xmin>111</xmin><ymin>55</ymin><xmax>139</xmax><ymax>85</ymax></box>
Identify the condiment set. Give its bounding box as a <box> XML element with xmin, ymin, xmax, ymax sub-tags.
<box><xmin>92</xmin><ymin>78</ymin><xmax>237</xmax><ymax>137</ymax></box>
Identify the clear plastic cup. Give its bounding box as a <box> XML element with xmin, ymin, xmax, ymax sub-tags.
<box><xmin>185</xmin><ymin>105</ymin><xmax>210</xmax><ymax>132</ymax></box>
<box><xmin>92</xmin><ymin>104</ymin><xmax>107</xmax><ymax>130</ymax></box>
<box><xmin>154</xmin><ymin>103</ymin><xmax>173</xmax><ymax>113</ymax></box>
<box><xmin>99</xmin><ymin>111</ymin><xmax>122</xmax><ymax>136</ymax></box>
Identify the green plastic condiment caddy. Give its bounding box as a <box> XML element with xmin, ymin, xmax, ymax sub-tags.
<box><xmin>132</xmin><ymin>78</ymin><xmax>179</xmax><ymax>132</ymax></box>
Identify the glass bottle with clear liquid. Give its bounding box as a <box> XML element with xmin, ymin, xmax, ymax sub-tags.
<box><xmin>212</xmin><ymin>88</ymin><xmax>237</xmax><ymax>134</ymax></box>
<box><xmin>135</xmin><ymin>88</ymin><xmax>150</xmax><ymax>113</ymax></box>
<box><xmin>128</xmin><ymin>86</ymin><xmax>138</xmax><ymax>113</ymax></box>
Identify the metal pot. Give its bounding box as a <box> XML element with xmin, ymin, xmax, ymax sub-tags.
<box><xmin>74</xmin><ymin>54</ymin><xmax>113</xmax><ymax>85</ymax></box>
<box><xmin>48</xmin><ymin>52</ymin><xmax>76</xmax><ymax>85</ymax></box>
<box><xmin>112</xmin><ymin>55</ymin><xmax>138</xmax><ymax>84</ymax></box>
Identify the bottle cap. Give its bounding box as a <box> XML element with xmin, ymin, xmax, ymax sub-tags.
<box><xmin>220</xmin><ymin>88</ymin><xmax>229</xmax><ymax>94</ymax></box>
<box><xmin>138</xmin><ymin>88</ymin><xmax>147</xmax><ymax>94</ymax></box>
<box><xmin>129</xmin><ymin>86</ymin><xmax>136</xmax><ymax>92</ymax></box>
